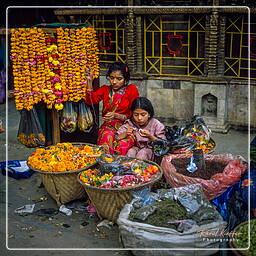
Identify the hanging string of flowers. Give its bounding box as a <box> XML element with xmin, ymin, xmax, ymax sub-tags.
<box><xmin>56</xmin><ymin>27</ymin><xmax>99</xmax><ymax>102</ymax></box>
<box><xmin>10</xmin><ymin>26</ymin><xmax>99</xmax><ymax>111</ymax></box>
<box><xmin>10</xmin><ymin>27</ymin><xmax>48</xmax><ymax>110</ymax></box>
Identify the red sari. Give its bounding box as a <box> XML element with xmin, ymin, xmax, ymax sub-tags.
<box><xmin>85</xmin><ymin>84</ymin><xmax>139</xmax><ymax>153</ymax></box>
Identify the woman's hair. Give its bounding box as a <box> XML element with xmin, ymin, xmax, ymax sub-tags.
<box><xmin>106</xmin><ymin>62</ymin><xmax>130</xmax><ymax>83</ymax></box>
<box><xmin>131</xmin><ymin>97</ymin><xmax>154</xmax><ymax>118</ymax></box>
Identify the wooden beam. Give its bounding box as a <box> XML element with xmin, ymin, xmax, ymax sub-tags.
<box><xmin>51</xmin><ymin>109</ymin><xmax>60</xmax><ymax>144</ymax></box>
<box><xmin>54</xmin><ymin>8</ymin><xmax>128</xmax><ymax>15</ymax></box>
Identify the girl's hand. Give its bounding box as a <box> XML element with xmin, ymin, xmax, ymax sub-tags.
<box><xmin>139</xmin><ymin>129</ymin><xmax>157</xmax><ymax>141</ymax></box>
<box><xmin>127</xmin><ymin>126</ymin><xmax>136</xmax><ymax>136</ymax></box>
<box><xmin>103</xmin><ymin>112</ymin><xmax>115</xmax><ymax>122</ymax></box>
<box><xmin>138</xmin><ymin>129</ymin><xmax>151</xmax><ymax>137</ymax></box>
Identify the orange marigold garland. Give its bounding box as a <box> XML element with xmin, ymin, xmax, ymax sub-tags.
<box><xmin>10</xmin><ymin>28</ymin><xmax>48</xmax><ymax>110</ymax></box>
<box><xmin>10</xmin><ymin>26</ymin><xmax>99</xmax><ymax>110</ymax></box>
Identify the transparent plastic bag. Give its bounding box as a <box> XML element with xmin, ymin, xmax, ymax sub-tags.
<box><xmin>17</xmin><ymin>108</ymin><xmax>45</xmax><ymax>148</ymax></box>
<box><xmin>60</xmin><ymin>101</ymin><xmax>77</xmax><ymax>133</ymax></box>
<box><xmin>77</xmin><ymin>101</ymin><xmax>93</xmax><ymax>132</ymax></box>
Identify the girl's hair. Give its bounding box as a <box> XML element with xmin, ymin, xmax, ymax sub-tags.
<box><xmin>106</xmin><ymin>62</ymin><xmax>130</xmax><ymax>83</ymax></box>
<box><xmin>131</xmin><ymin>97</ymin><xmax>154</xmax><ymax>118</ymax></box>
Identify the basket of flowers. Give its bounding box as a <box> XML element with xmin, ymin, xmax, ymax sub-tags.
<box><xmin>78</xmin><ymin>155</ymin><xmax>163</xmax><ymax>222</ymax></box>
<box><xmin>27</xmin><ymin>142</ymin><xmax>103</xmax><ymax>206</ymax></box>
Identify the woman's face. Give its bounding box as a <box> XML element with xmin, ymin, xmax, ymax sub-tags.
<box><xmin>132</xmin><ymin>108</ymin><xmax>150</xmax><ymax>127</ymax></box>
<box><xmin>109</xmin><ymin>70</ymin><xmax>125</xmax><ymax>90</ymax></box>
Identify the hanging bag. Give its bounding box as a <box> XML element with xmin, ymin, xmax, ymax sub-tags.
<box><xmin>60</xmin><ymin>101</ymin><xmax>77</xmax><ymax>133</ymax></box>
<box><xmin>77</xmin><ymin>101</ymin><xmax>94</xmax><ymax>132</ymax></box>
<box><xmin>17</xmin><ymin>108</ymin><xmax>45</xmax><ymax>147</ymax></box>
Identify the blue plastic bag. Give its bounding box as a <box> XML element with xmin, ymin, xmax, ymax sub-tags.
<box><xmin>0</xmin><ymin>160</ymin><xmax>34</xmax><ymax>179</ymax></box>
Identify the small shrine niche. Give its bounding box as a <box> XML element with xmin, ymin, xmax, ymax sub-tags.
<box><xmin>202</xmin><ymin>93</ymin><xmax>217</xmax><ymax>117</ymax></box>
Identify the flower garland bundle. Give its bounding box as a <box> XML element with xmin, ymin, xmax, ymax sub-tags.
<box><xmin>80</xmin><ymin>164</ymin><xmax>160</xmax><ymax>189</ymax></box>
<box><xmin>10</xmin><ymin>26</ymin><xmax>99</xmax><ymax>110</ymax></box>
<box><xmin>28</xmin><ymin>142</ymin><xmax>103</xmax><ymax>172</ymax></box>
<box><xmin>10</xmin><ymin>28</ymin><xmax>48</xmax><ymax>110</ymax></box>
<box><xmin>56</xmin><ymin>27</ymin><xmax>99</xmax><ymax>102</ymax></box>
<box><xmin>44</xmin><ymin>38</ymin><xmax>66</xmax><ymax>110</ymax></box>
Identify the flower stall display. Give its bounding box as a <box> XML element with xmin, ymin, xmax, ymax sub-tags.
<box><xmin>79</xmin><ymin>163</ymin><xmax>160</xmax><ymax>189</ymax></box>
<box><xmin>28</xmin><ymin>142</ymin><xmax>103</xmax><ymax>172</ymax></box>
<box><xmin>78</xmin><ymin>155</ymin><xmax>163</xmax><ymax>222</ymax></box>
<box><xmin>10</xmin><ymin>27</ymin><xmax>99</xmax><ymax>111</ymax></box>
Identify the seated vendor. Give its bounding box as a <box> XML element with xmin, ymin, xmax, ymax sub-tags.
<box><xmin>114</xmin><ymin>97</ymin><xmax>166</xmax><ymax>161</ymax></box>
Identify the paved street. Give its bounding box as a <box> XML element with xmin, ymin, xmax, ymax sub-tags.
<box><xmin>0</xmin><ymin>98</ymin><xmax>255</xmax><ymax>256</ymax></box>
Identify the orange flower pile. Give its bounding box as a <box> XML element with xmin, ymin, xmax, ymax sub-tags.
<box><xmin>56</xmin><ymin>27</ymin><xmax>99</xmax><ymax>102</ymax></box>
<box><xmin>28</xmin><ymin>143</ymin><xmax>103</xmax><ymax>172</ymax></box>
<box><xmin>10</xmin><ymin>27</ymin><xmax>99</xmax><ymax>110</ymax></box>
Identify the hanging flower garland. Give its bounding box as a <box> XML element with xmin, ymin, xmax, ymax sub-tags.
<box><xmin>10</xmin><ymin>26</ymin><xmax>99</xmax><ymax>110</ymax></box>
<box><xmin>56</xmin><ymin>27</ymin><xmax>99</xmax><ymax>102</ymax></box>
<box><xmin>10</xmin><ymin>27</ymin><xmax>48</xmax><ymax>110</ymax></box>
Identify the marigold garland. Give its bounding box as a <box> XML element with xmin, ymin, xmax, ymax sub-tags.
<box><xmin>28</xmin><ymin>143</ymin><xmax>103</xmax><ymax>172</ymax></box>
<box><xmin>10</xmin><ymin>27</ymin><xmax>99</xmax><ymax>110</ymax></box>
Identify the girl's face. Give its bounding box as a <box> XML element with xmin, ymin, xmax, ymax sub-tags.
<box><xmin>132</xmin><ymin>109</ymin><xmax>150</xmax><ymax>127</ymax></box>
<box><xmin>109</xmin><ymin>70</ymin><xmax>125</xmax><ymax>90</ymax></box>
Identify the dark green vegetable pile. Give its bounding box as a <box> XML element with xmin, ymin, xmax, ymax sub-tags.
<box><xmin>234</xmin><ymin>218</ymin><xmax>256</xmax><ymax>256</ymax></box>
<box><xmin>129</xmin><ymin>199</ymin><xmax>189</xmax><ymax>229</ymax></box>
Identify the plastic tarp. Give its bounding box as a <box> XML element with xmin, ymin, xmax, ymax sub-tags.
<box><xmin>161</xmin><ymin>153</ymin><xmax>248</xmax><ymax>200</ymax></box>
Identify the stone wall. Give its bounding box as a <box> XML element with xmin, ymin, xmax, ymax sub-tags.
<box><xmin>99</xmin><ymin>76</ymin><xmax>256</xmax><ymax>129</ymax></box>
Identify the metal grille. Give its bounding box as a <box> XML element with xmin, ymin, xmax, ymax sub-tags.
<box><xmin>84</xmin><ymin>15</ymin><xmax>127</xmax><ymax>72</ymax></box>
<box><xmin>225</xmin><ymin>14</ymin><xmax>256</xmax><ymax>80</ymax></box>
<box><xmin>144</xmin><ymin>14</ymin><xmax>206</xmax><ymax>77</ymax></box>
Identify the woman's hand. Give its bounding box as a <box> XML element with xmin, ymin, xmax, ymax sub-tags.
<box><xmin>103</xmin><ymin>112</ymin><xmax>115</xmax><ymax>122</ymax></box>
<box><xmin>85</xmin><ymin>66</ymin><xmax>93</xmax><ymax>82</ymax></box>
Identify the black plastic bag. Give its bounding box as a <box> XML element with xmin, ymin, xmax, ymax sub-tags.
<box><xmin>17</xmin><ymin>108</ymin><xmax>45</xmax><ymax>148</ymax></box>
<box><xmin>153</xmin><ymin>138</ymin><xmax>171</xmax><ymax>156</ymax></box>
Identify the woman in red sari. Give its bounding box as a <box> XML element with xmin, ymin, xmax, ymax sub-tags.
<box><xmin>85</xmin><ymin>62</ymin><xmax>139</xmax><ymax>153</ymax></box>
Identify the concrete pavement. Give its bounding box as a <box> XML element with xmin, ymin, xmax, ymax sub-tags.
<box><xmin>0</xmin><ymin>98</ymin><xmax>255</xmax><ymax>256</ymax></box>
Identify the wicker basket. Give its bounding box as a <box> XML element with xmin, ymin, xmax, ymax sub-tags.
<box><xmin>27</xmin><ymin>142</ymin><xmax>101</xmax><ymax>207</ymax></box>
<box><xmin>229</xmin><ymin>221</ymin><xmax>250</xmax><ymax>256</ymax></box>
<box><xmin>78</xmin><ymin>159</ymin><xmax>163</xmax><ymax>222</ymax></box>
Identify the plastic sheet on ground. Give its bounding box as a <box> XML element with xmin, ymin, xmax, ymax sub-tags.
<box><xmin>117</xmin><ymin>184</ymin><xmax>226</xmax><ymax>256</ymax></box>
<box><xmin>161</xmin><ymin>153</ymin><xmax>248</xmax><ymax>200</ymax></box>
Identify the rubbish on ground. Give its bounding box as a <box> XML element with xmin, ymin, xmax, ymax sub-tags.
<box><xmin>62</xmin><ymin>223</ymin><xmax>71</xmax><ymax>228</ymax></box>
<box><xmin>59</xmin><ymin>205</ymin><xmax>72</xmax><ymax>216</ymax></box>
<box><xmin>1</xmin><ymin>160</ymin><xmax>34</xmax><ymax>179</ymax></box>
<box><xmin>65</xmin><ymin>199</ymin><xmax>88</xmax><ymax>211</ymax></box>
<box><xmin>97</xmin><ymin>219</ymin><xmax>114</xmax><ymax>229</ymax></box>
<box><xmin>33</xmin><ymin>208</ymin><xmax>58</xmax><ymax>217</ymax></box>
<box><xmin>80</xmin><ymin>221</ymin><xmax>89</xmax><ymax>227</ymax></box>
<box><xmin>87</xmin><ymin>204</ymin><xmax>97</xmax><ymax>213</ymax></box>
<box><xmin>14</xmin><ymin>204</ymin><xmax>35</xmax><ymax>214</ymax></box>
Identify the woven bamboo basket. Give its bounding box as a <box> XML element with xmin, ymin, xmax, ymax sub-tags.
<box><xmin>229</xmin><ymin>221</ymin><xmax>250</xmax><ymax>256</ymax></box>
<box><xmin>27</xmin><ymin>143</ymin><xmax>102</xmax><ymax>207</ymax></box>
<box><xmin>78</xmin><ymin>159</ymin><xmax>163</xmax><ymax>222</ymax></box>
